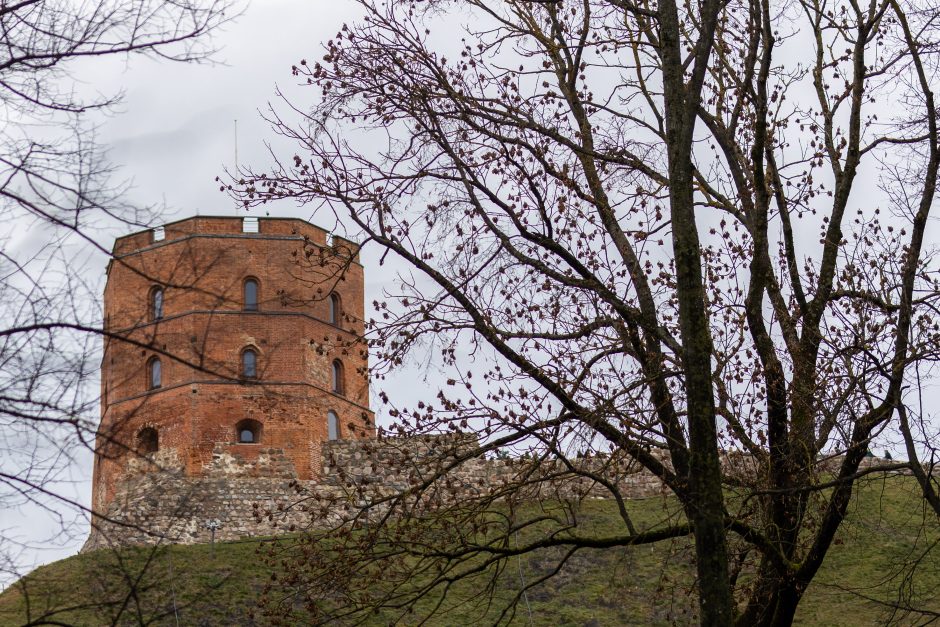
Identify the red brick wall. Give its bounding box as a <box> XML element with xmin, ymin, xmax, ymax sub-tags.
<box><xmin>93</xmin><ymin>216</ymin><xmax>373</xmax><ymax>513</ymax></box>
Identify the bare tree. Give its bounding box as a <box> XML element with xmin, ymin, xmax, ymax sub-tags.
<box><xmin>0</xmin><ymin>0</ymin><xmax>238</xmax><ymax>583</ymax></box>
<box><xmin>231</xmin><ymin>0</ymin><xmax>940</xmax><ymax>624</ymax></box>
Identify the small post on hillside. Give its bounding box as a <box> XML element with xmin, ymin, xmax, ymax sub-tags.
<box><xmin>204</xmin><ymin>519</ymin><xmax>222</xmax><ymax>557</ymax></box>
<box><xmin>358</xmin><ymin>498</ymin><xmax>371</xmax><ymax>533</ymax></box>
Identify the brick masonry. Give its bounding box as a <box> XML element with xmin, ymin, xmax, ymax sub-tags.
<box><xmin>91</xmin><ymin>216</ymin><xmax>374</xmax><ymax>519</ymax></box>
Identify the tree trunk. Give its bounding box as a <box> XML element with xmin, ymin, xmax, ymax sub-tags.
<box><xmin>768</xmin><ymin>584</ymin><xmax>804</xmax><ymax>626</ymax></box>
<box><xmin>657</xmin><ymin>0</ymin><xmax>734</xmax><ymax>617</ymax></box>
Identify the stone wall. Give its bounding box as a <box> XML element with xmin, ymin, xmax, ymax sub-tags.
<box><xmin>82</xmin><ymin>434</ymin><xmax>900</xmax><ymax>551</ymax></box>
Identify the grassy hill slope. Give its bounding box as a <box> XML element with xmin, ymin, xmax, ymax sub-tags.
<box><xmin>1</xmin><ymin>475</ymin><xmax>938</xmax><ymax>625</ymax></box>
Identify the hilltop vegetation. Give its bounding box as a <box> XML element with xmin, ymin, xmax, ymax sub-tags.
<box><xmin>2</xmin><ymin>476</ymin><xmax>938</xmax><ymax>625</ymax></box>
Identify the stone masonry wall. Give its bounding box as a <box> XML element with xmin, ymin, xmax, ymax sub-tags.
<box><xmin>84</xmin><ymin>434</ymin><xmax>664</xmax><ymax>550</ymax></box>
<box><xmin>82</xmin><ymin>434</ymin><xmax>898</xmax><ymax>551</ymax></box>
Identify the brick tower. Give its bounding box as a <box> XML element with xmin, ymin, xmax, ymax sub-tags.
<box><xmin>91</xmin><ymin>216</ymin><xmax>373</xmax><ymax>516</ymax></box>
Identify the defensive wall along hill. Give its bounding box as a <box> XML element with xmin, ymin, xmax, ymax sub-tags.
<box><xmin>85</xmin><ymin>216</ymin><xmax>897</xmax><ymax>550</ymax></box>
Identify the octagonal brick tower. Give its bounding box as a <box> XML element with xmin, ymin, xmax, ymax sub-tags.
<box><xmin>91</xmin><ymin>216</ymin><xmax>374</xmax><ymax>514</ymax></box>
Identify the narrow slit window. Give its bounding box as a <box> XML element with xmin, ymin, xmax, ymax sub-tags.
<box><xmin>242</xmin><ymin>348</ymin><xmax>257</xmax><ymax>378</ymax></box>
<box><xmin>331</xmin><ymin>360</ymin><xmax>344</xmax><ymax>395</ymax></box>
<box><xmin>148</xmin><ymin>357</ymin><xmax>162</xmax><ymax>390</ymax></box>
<box><xmin>327</xmin><ymin>410</ymin><xmax>339</xmax><ymax>441</ymax></box>
<box><xmin>244</xmin><ymin>279</ymin><xmax>258</xmax><ymax>311</ymax></box>
<box><xmin>329</xmin><ymin>292</ymin><xmax>341</xmax><ymax>325</ymax></box>
<box><xmin>151</xmin><ymin>287</ymin><xmax>164</xmax><ymax>321</ymax></box>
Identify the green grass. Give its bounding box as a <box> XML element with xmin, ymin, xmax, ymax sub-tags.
<box><xmin>2</xmin><ymin>475</ymin><xmax>938</xmax><ymax>625</ymax></box>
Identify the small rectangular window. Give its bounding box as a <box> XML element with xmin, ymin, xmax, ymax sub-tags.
<box><xmin>153</xmin><ymin>226</ymin><xmax>165</xmax><ymax>242</ymax></box>
<box><xmin>328</xmin><ymin>411</ymin><xmax>339</xmax><ymax>440</ymax></box>
<box><xmin>243</xmin><ymin>217</ymin><xmax>259</xmax><ymax>233</ymax></box>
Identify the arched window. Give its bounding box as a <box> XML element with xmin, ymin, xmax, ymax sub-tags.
<box><xmin>328</xmin><ymin>292</ymin><xmax>341</xmax><ymax>325</ymax></box>
<box><xmin>331</xmin><ymin>359</ymin><xmax>344</xmax><ymax>395</ymax></box>
<box><xmin>137</xmin><ymin>427</ymin><xmax>159</xmax><ymax>455</ymax></box>
<box><xmin>244</xmin><ymin>278</ymin><xmax>259</xmax><ymax>311</ymax></box>
<box><xmin>327</xmin><ymin>410</ymin><xmax>340</xmax><ymax>441</ymax></box>
<box><xmin>148</xmin><ymin>357</ymin><xmax>162</xmax><ymax>390</ymax></box>
<box><xmin>235</xmin><ymin>418</ymin><xmax>262</xmax><ymax>444</ymax></box>
<box><xmin>242</xmin><ymin>348</ymin><xmax>257</xmax><ymax>379</ymax></box>
<box><xmin>150</xmin><ymin>287</ymin><xmax>164</xmax><ymax>321</ymax></box>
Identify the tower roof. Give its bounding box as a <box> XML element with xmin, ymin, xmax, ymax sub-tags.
<box><xmin>111</xmin><ymin>216</ymin><xmax>361</xmax><ymax>264</ymax></box>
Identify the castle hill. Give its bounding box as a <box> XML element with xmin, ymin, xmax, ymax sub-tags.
<box><xmin>5</xmin><ymin>1</ymin><xmax>940</xmax><ymax>625</ymax></box>
<box><xmin>2</xmin><ymin>214</ymin><xmax>935</xmax><ymax>626</ymax></box>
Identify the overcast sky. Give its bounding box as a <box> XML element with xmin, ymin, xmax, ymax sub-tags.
<box><xmin>89</xmin><ymin>1</ymin><xmax>356</xmax><ymax>220</ymax></box>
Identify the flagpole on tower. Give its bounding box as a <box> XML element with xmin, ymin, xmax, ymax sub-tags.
<box><xmin>234</xmin><ymin>118</ymin><xmax>239</xmax><ymax>215</ymax></box>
